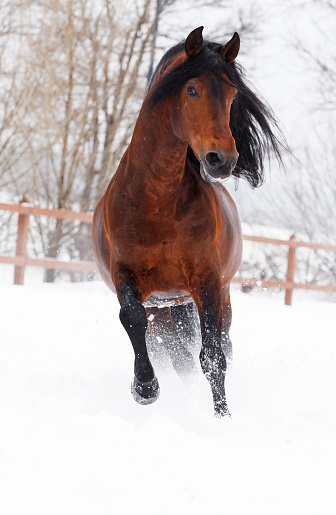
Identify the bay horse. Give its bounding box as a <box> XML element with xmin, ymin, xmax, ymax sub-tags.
<box><xmin>92</xmin><ymin>27</ymin><xmax>283</xmax><ymax>417</ymax></box>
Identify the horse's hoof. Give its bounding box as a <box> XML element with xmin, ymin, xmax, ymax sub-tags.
<box><xmin>214</xmin><ymin>402</ymin><xmax>231</xmax><ymax>419</ymax></box>
<box><xmin>131</xmin><ymin>376</ymin><xmax>160</xmax><ymax>405</ymax></box>
<box><xmin>214</xmin><ymin>409</ymin><xmax>231</xmax><ymax>419</ymax></box>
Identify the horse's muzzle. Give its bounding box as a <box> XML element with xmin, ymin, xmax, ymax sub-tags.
<box><xmin>200</xmin><ymin>150</ymin><xmax>238</xmax><ymax>182</ymax></box>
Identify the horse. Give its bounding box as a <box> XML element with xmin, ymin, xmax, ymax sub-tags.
<box><xmin>92</xmin><ymin>27</ymin><xmax>283</xmax><ymax>417</ymax></box>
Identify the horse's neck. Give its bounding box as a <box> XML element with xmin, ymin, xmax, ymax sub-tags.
<box><xmin>126</xmin><ymin>104</ymin><xmax>188</xmax><ymax>197</ymax></box>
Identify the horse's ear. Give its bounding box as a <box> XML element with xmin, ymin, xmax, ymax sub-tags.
<box><xmin>185</xmin><ymin>26</ymin><xmax>204</xmax><ymax>58</ymax></box>
<box><xmin>221</xmin><ymin>32</ymin><xmax>240</xmax><ymax>63</ymax></box>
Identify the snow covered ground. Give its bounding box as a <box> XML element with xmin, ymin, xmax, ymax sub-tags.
<box><xmin>1</xmin><ymin>282</ymin><xmax>335</xmax><ymax>514</ymax></box>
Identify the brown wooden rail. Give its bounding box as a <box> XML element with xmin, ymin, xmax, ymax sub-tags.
<box><xmin>0</xmin><ymin>201</ymin><xmax>95</xmax><ymax>286</ymax></box>
<box><xmin>0</xmin><ymin>201</ymin><xmax>336</xmax><ymax>305</ymax></box>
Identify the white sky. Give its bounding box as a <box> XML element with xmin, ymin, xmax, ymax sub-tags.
<box><xmin>160</xmin><ymin>0</ymin><xmax>333</xmax><ymax>147</ymax></box>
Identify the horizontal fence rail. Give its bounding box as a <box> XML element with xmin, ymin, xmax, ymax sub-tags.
<box><xmin>0</xmin><ymin>201</ymin><xmax>95</xmax><ymax>286</ymax></box>
<box><xmin>1</xmin><ymin>201</ymin><xmax>336</xmax><ymax>305</ymax></box>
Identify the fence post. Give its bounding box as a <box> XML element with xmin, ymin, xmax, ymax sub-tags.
<box><xmin>285</xmin><ymin>234</ymin><xmax>296</xmax><ymax>306</ymax></box>
<box><xmin>14</xmin><ymin>197</ymin><xmax>30</xmax><ymax>285</ymax></box>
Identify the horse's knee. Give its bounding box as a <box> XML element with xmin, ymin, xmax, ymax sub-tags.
<box><xmin>119</xmin><ymin>299</ymin><xmax>147</xmax><ymax>338</ymax></box>
<box><xmin>199</xmin><ymin>345</ymin><xmax>226</xmax><ymax>378</ymax></box>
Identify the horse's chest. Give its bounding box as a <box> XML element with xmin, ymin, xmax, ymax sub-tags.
<box><xmin>115</xmin><ymin>217</ymin><xmax>177</xmax><ymax>249</ymax></box>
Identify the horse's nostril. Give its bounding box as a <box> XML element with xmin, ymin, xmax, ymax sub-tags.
<box><xmin>229</xmin><ymin>155</ymin><xmax>238</xmax><ymax>170</ymax></box>
<box><xmin>205</xmin><ymin>151</ymin><xmax>222</xmax><ymax>167</ymax></box>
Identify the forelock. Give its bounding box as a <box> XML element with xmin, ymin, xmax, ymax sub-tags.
<box><xmin>146</xmin><ymin>41</ymin><xmax>237</xmax><ymax>111</ymax></box>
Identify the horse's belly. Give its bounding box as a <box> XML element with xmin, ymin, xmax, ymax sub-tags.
<box><xmin>143</xmin><ymin>290</ymin><xmax>193</xmax><ymax>308</ymax></box>
<box><xmin>215</xmin><ymin>184</ymin><xmax>243</xmax><ymax>281</ymax></box>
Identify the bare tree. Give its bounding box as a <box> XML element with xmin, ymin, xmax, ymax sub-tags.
<box><xmin>1</xmin><ymin>0</ymin><xmax>263</xmax><ymax>282</ymax></box>
<box><xmin>10</xmin><ymin>0</ymin><xmax>162</xmax><ymax>281</ymax></box>
<box><xmin>0</xmin><ymin>1</ymin><xmax>37</xmax><ymax>190</ymax></box>
<box><xmin>235</xmin><ymin>0</ymin><xmax>336</xmax><ymax>290</ymax></box>
<box><xmin>290</xmin><ymin>0</ymin><xmax>336</xmax><ymax>113</ymax></box>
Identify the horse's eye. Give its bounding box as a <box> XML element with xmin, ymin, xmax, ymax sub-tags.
<box><xmin>187</xmin><ymin>86</ymin><xmax>198</xmax><ymax>97</ymax></box>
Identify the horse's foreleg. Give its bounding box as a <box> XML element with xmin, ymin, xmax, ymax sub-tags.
<box><xmin>117</xmin><ymin>282</ymin><xmax>159</xmax><ymax>405</ymax></box>
<box><xmin>194</xmin><ymin>279</ymin><xmax>230</xmax><ymax>418</ymax></box>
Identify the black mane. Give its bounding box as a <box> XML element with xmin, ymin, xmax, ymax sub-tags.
<box><xmin>146</xmin><ymin>40</ymin><xmax>285</xmax><ymax>188</ymax></box>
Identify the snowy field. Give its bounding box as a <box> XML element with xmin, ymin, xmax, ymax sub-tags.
<box><xmin>1</xmin><ymin>282</ymin><xmax>336</xmax><ymax>514</ymax></box>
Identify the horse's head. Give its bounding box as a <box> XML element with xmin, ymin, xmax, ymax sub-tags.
<box><xmin>170</xmin><ymin>27</ymin><xmax>240</xmax><ymax>183</ymax></box>
<box><xmin>147</xmin><ymin>27</ymin><xmax>285</xmax><ymax>188</ymax></box>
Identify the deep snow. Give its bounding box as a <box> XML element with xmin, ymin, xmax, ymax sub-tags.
<box><xmin>1</xmin><ymin>282</ymin><xmax>335</xmax><ymax>514</ymax></box>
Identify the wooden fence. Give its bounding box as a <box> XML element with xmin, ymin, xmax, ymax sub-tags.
<box><xmin>1</xmin><ymin>200</ymin><xmax>336</xmax><ymax>306</ymax></box>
